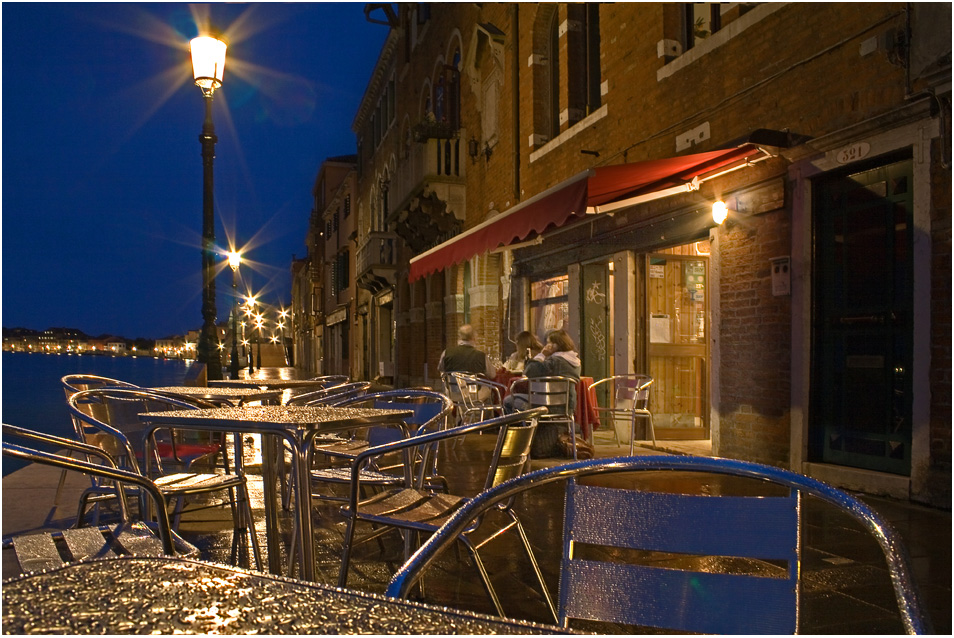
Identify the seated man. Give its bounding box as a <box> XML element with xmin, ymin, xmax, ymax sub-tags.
<box><xmin>439</xmin><ymin>324</ymin><xmax>495</xmax><ymax>401</ymax></box>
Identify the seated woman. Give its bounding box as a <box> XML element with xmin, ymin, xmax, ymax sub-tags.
<box><xmin>504</xmin><ymin>329</ymin><xmax>581</xmax><ymax>458</ymax></box>
<box><xmin>503</xmin><ymin>331</ymin><xmax>544</xmax><ymax>373</ymax></box>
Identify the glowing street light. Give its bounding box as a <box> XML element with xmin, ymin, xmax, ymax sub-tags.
<box><xmin>190</xmin><ymin>34</ymin><xmax>227</xmax><ymax>380</ymax></box>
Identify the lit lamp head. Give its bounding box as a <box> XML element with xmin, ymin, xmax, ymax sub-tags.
<box><xmin>190</xmin><ymin>35</ymin><xmax>227</xmax><ymax>96</ymax></box>
<box><xmin>711</xmin><ymin>200</ymin><xmax>728</xmax><ymax>225</ymax></box>
<box><xmin>227</xmin><ymin>250</ymin><xmax>241</xmax><ymax>272</ymax></box>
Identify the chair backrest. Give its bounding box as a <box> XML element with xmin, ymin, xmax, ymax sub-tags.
<box><xmin>288</xmin><ymin>381</ymin><xmax>371</xmax><ymax>406</ymax></box>
<box><xmin>450</xmin><ymin>372</ymin><xmax>502</xmax><ymax>412</ymax></box>
<box><xmin>62</xmin><ymin>374</ymin><xmax>139</xmax><ymax>394</ymax></box>
<box><xmin>590</xmin><ymin>374</ymin><xmax>653</xmax><ymax>414</ymax></box>
<box><xmin>385</xmin><ymin>456</ymin><xmax>930</xmax><ymax>635</ymax></box>
<box><xmin>616</xmin><ymin>374</ymin><xmax>652</xmax><ymax>410</ymax></box>
<box><xmin>486</xmin><ymin>418</ymin><xmax>537</xmax><ymax>490</ymax></box>
<box><xmin>67</xmin><ymin>388</ymin><xmax>209</xmax><ymax>475</ymax></box>
<box><xmin>334</xmin><ymin>389</ymin><xmax>452</xmax><ymax>445</ymax></box>
<box><xmin>526</xmin><ymin>375</ymin><xmax>573</xmax><ymax>416</ymax></box>
<box><xmin>308</xmin><ymin>375</ymin><xmax>350</xmax><ymax>387</ymax></box>
<box><xmin>62</xmin><ymin>375</ymin><xmax>140</xmax><ymax>439</ymax></box>
<box><xmin>560</xmin><ymin>478</ymin><xmax>798</xmax><ymax>633</ymax></box>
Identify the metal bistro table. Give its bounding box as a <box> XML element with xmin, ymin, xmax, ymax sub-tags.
<box><xmin>142</xmin><ymin>404</ymin><xmax>414</xmax><ymax>581</ymax></box>
<box><xmin>2</xmin><ymin>556</ymin><xmax>564</xmax><ymax>634</ymax></box>
<box><xmin>208</xmin><ymin>378</ymin><xmax>330</xmax><ymax>389</ymax></box>
<box><xmin>207</xmin><ymin>378</ymin><xmax>330</xmax><ymax>404</ymax></box>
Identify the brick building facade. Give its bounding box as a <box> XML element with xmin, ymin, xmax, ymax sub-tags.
<box><xmin>295</xmin><ymin>3</ymin><xmax>951</xmax><ymax>507</ymax></box>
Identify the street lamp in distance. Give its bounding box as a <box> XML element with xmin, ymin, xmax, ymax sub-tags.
<box><xmin>227</xmin><ymin>250</ymin><xmax>241</xmax><ymax>379</ymax></box>
<box><xmin>245</xmin><ymin>295</ymin><xmax>257</xmax><ymax>372</ymax></box>
<box><xmin>190</xmin><ymin>34</ymin><xmax>227</xmax><ymax>381</ymax></box>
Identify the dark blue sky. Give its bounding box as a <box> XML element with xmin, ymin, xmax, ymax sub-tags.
<box><xmin>2</xmin><ymin>3</ymin><xmax>387</xmax><ymax>338</ymax></box>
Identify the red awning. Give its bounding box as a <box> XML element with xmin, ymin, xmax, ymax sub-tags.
<box><xmin>409</xmin><ymin>144</ymin><xmax>763</xmax><ymax>281</ymax></box>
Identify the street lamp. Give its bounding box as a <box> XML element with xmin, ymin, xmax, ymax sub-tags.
<box><xmin>227</xmin><ymin>250</ymin><xmax>241</xmax><ymax>379</ymax></box>
<box><xmin>245</xmin><ymin>295</ymin><xmax>257</xmax><ymax>371</ymax></box>
<box><xmin>190</xmin><ymin>34</ymin><xmax>227</xmax><ymax>381</ymax></box>
<box><xmin>255</xmin><ymin>314</ymin><xmax>264</xmax><ymax>369</ymax></box>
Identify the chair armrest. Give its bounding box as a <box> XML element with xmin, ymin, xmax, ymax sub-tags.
<box><xmin>2</xmin><ymin>439</ymin><xmax>175</xmax><ymax>555</ymax></box>
<box><xmin>2</xmin><ymin>423</ymin><xmax>120</xmax><ymax>469</ymax></box>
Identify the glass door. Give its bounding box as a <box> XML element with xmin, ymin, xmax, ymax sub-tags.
<box><xmin>645</xmin><ymin>248</ymin><xmax>709</xmax><ymax>439</ymax></box>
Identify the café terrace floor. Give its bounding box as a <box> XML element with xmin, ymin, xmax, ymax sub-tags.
<box><xmin>3</xmin><ymin>429</ymin><xmax>950</xmax><ymax>635</ymax></box>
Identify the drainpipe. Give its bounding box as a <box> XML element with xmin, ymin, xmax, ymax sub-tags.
<box><xmin>512</xmin><ymin>3</ymin><xmax>521</xmax><ymax>201</ymax></box>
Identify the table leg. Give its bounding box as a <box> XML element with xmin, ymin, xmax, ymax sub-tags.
<box><xmin>260</xmin><ymin>434</ymin><xmax>283</xmax><ymax>574</ymax></box>
<box><xmin>290</xmin><ymin>439</ymin><xmax>315</xmax><ymax>581</ymax></box>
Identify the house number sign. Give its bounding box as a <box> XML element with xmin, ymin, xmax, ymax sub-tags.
<box><xmin>834</xmin><ymin>141</ymin><xmax>870</xmax><ymax>165</ymax></box>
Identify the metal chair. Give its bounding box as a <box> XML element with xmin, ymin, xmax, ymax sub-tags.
<box><xmin>338</xmin><ymin>407</ymin><xmax>556</xmax><ymax>624</ymax></box>
<box><xmin>445</xmin><ymin>372</ymin><xmax>506</xmax><ymax>425</ymax></box>
<box><xmin>386</xmin><ymin>455</ymin><xmax>931</xmax><ymax>634</ymax></box>
<box><xmin>284</xmin><ymin>389</ymin><xmax>454</xmax><ymax>577</ymax></box>
<box><xmin>589</xmin><ymin>374</ymin><xmax>656</xmax><ymax>452</ymax></box>
<box><xmin>63</xmin><ymin>374</ymin><xmax>224</xmax><ymax>471</ymax></box>
<box><xmin>2</xmin><ymin>424</ymin><xmax>198</xmax><ymax>576</ymax></box>
<box><xmin>515</xmin><ymin>375</ymin><xmax>578</xmax><ymax>459</ymax></box>
<box><xmin>66</xmin><ymin>388</ymin><xmax>262</xmax><ymax>569</ymax></box>
<box><xmin>285</xmin><ymin>381</ymin><xmax>371</xmax><ymax>406</ymax></box>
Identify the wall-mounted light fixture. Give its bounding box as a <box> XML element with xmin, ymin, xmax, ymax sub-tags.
<box><xmin>711</xmin><ymin>200</ymin><xmax>728</xmax><ymax>225</ymax></box>
<box><xmin>468</xmin><ymin>136</ymin><xmax>493</xmax><ymax>163</ymax></box>
<box><xmin>468</xmin><ymin>136</ymin><xmax>479</xmax><ymax>163</ymax></box>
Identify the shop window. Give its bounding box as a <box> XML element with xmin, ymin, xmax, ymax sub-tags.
<box><xmin>530</xmin><ymin>274</ymin><xmax>569</xmax><ymax>339</ymax></box>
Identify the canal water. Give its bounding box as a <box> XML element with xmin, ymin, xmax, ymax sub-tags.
<box><xmin>2</xmin><ymin>351</ymin><xmax>194</xmax><ymax>476</ymax></box>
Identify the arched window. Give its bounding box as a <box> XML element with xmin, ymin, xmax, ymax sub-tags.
<box><xmin>378</xmin><ymin>171</ymin><xmax>390</xmax><ymax>231</ymax></box>
<box><xmin>567</xmin><ymin>3</ymin><xmax>601</xmax><ymax>119</ymax></box>
<box><xmin>546</xmin><ymin>10</ymin><xmax>560</xmax><ymax>138</ymax></box>
<box><xmin>433</xmin><ymin>49</ymin><xmax>461</xmax><ymax>130</ymax></box>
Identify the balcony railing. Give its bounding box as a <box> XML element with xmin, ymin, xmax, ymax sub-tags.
<box><xmin>390</xmin><ymin>130</ymin><xmax>466</xmax><ymax>215</ymax></box>
<box><xmin>356</xmin><ymin>230</ymin><xmax>399</xmax><ymax>292</ymax></box>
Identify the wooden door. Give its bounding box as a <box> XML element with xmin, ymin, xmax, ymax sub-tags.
<box><xmin>646</xmin><ymin>252</ymin><xmax>709</xmax><ymax>439</ymax></box>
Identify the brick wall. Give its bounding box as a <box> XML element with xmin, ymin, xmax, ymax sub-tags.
<box><xmin>930</xmin><ymin>136</ymin><xmax>952</xmax><ymax>487</ymax></box>
<box><xmin>717</xmin><ymin>207</ymin><xmax>792</xmax><ymax>466</ymax></box>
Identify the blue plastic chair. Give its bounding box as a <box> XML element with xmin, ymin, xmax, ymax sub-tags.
<box><xmin>386</xmin><ymin>456</ymin><xmax>930</xmax><ymax>634</ymax></box>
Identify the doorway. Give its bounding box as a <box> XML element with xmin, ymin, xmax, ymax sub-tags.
<box><xmin>810</xmin><ymin>157</ymin><xmax>913</xmax><ymax>475</ymax></box>
<box><xmin>644</xmin><ymin>243</ymin><xmax>710</xmax><ymax>439</ymax></box>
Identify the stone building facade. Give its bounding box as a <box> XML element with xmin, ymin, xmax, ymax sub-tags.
<box><xmin>296</xmin><ymin>3</ymin><xmax>951</xmax><ymax>507</ymax></box>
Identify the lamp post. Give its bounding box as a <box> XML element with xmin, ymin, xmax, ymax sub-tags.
<box><xmin>245</xmin><ymin>296</ymin><xmax>257</xmax><ymax>371</ymax></box>
<box><xmin>190</xmin><ymin>34</ymin><xmax>227</xmax><ymax>381</ymax></box>
<box><xmin>255</xmin><ymin>314</ymin><xmax>264</xmax><ymax>369</ymax></box>
<box><xmin>227</xmin><ymin>251</ymin><xmax>241</xmax><ymax>379</ymax></box>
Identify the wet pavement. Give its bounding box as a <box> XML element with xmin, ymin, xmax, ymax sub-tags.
<box><xmin>3</xmin><ymin>369</ymin><xmax>950</xmax><ymax>634</ymax></box>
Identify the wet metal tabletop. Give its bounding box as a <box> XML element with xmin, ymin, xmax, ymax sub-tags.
<box><xmin>144</xmin><ymin>404</ymin><xmax>414</xmax><ymax>430</ymax></box>
<box><xmin>1</xmin><ymin>556</ymin><xmax>565</xmax><ymax>634</ymax></box>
